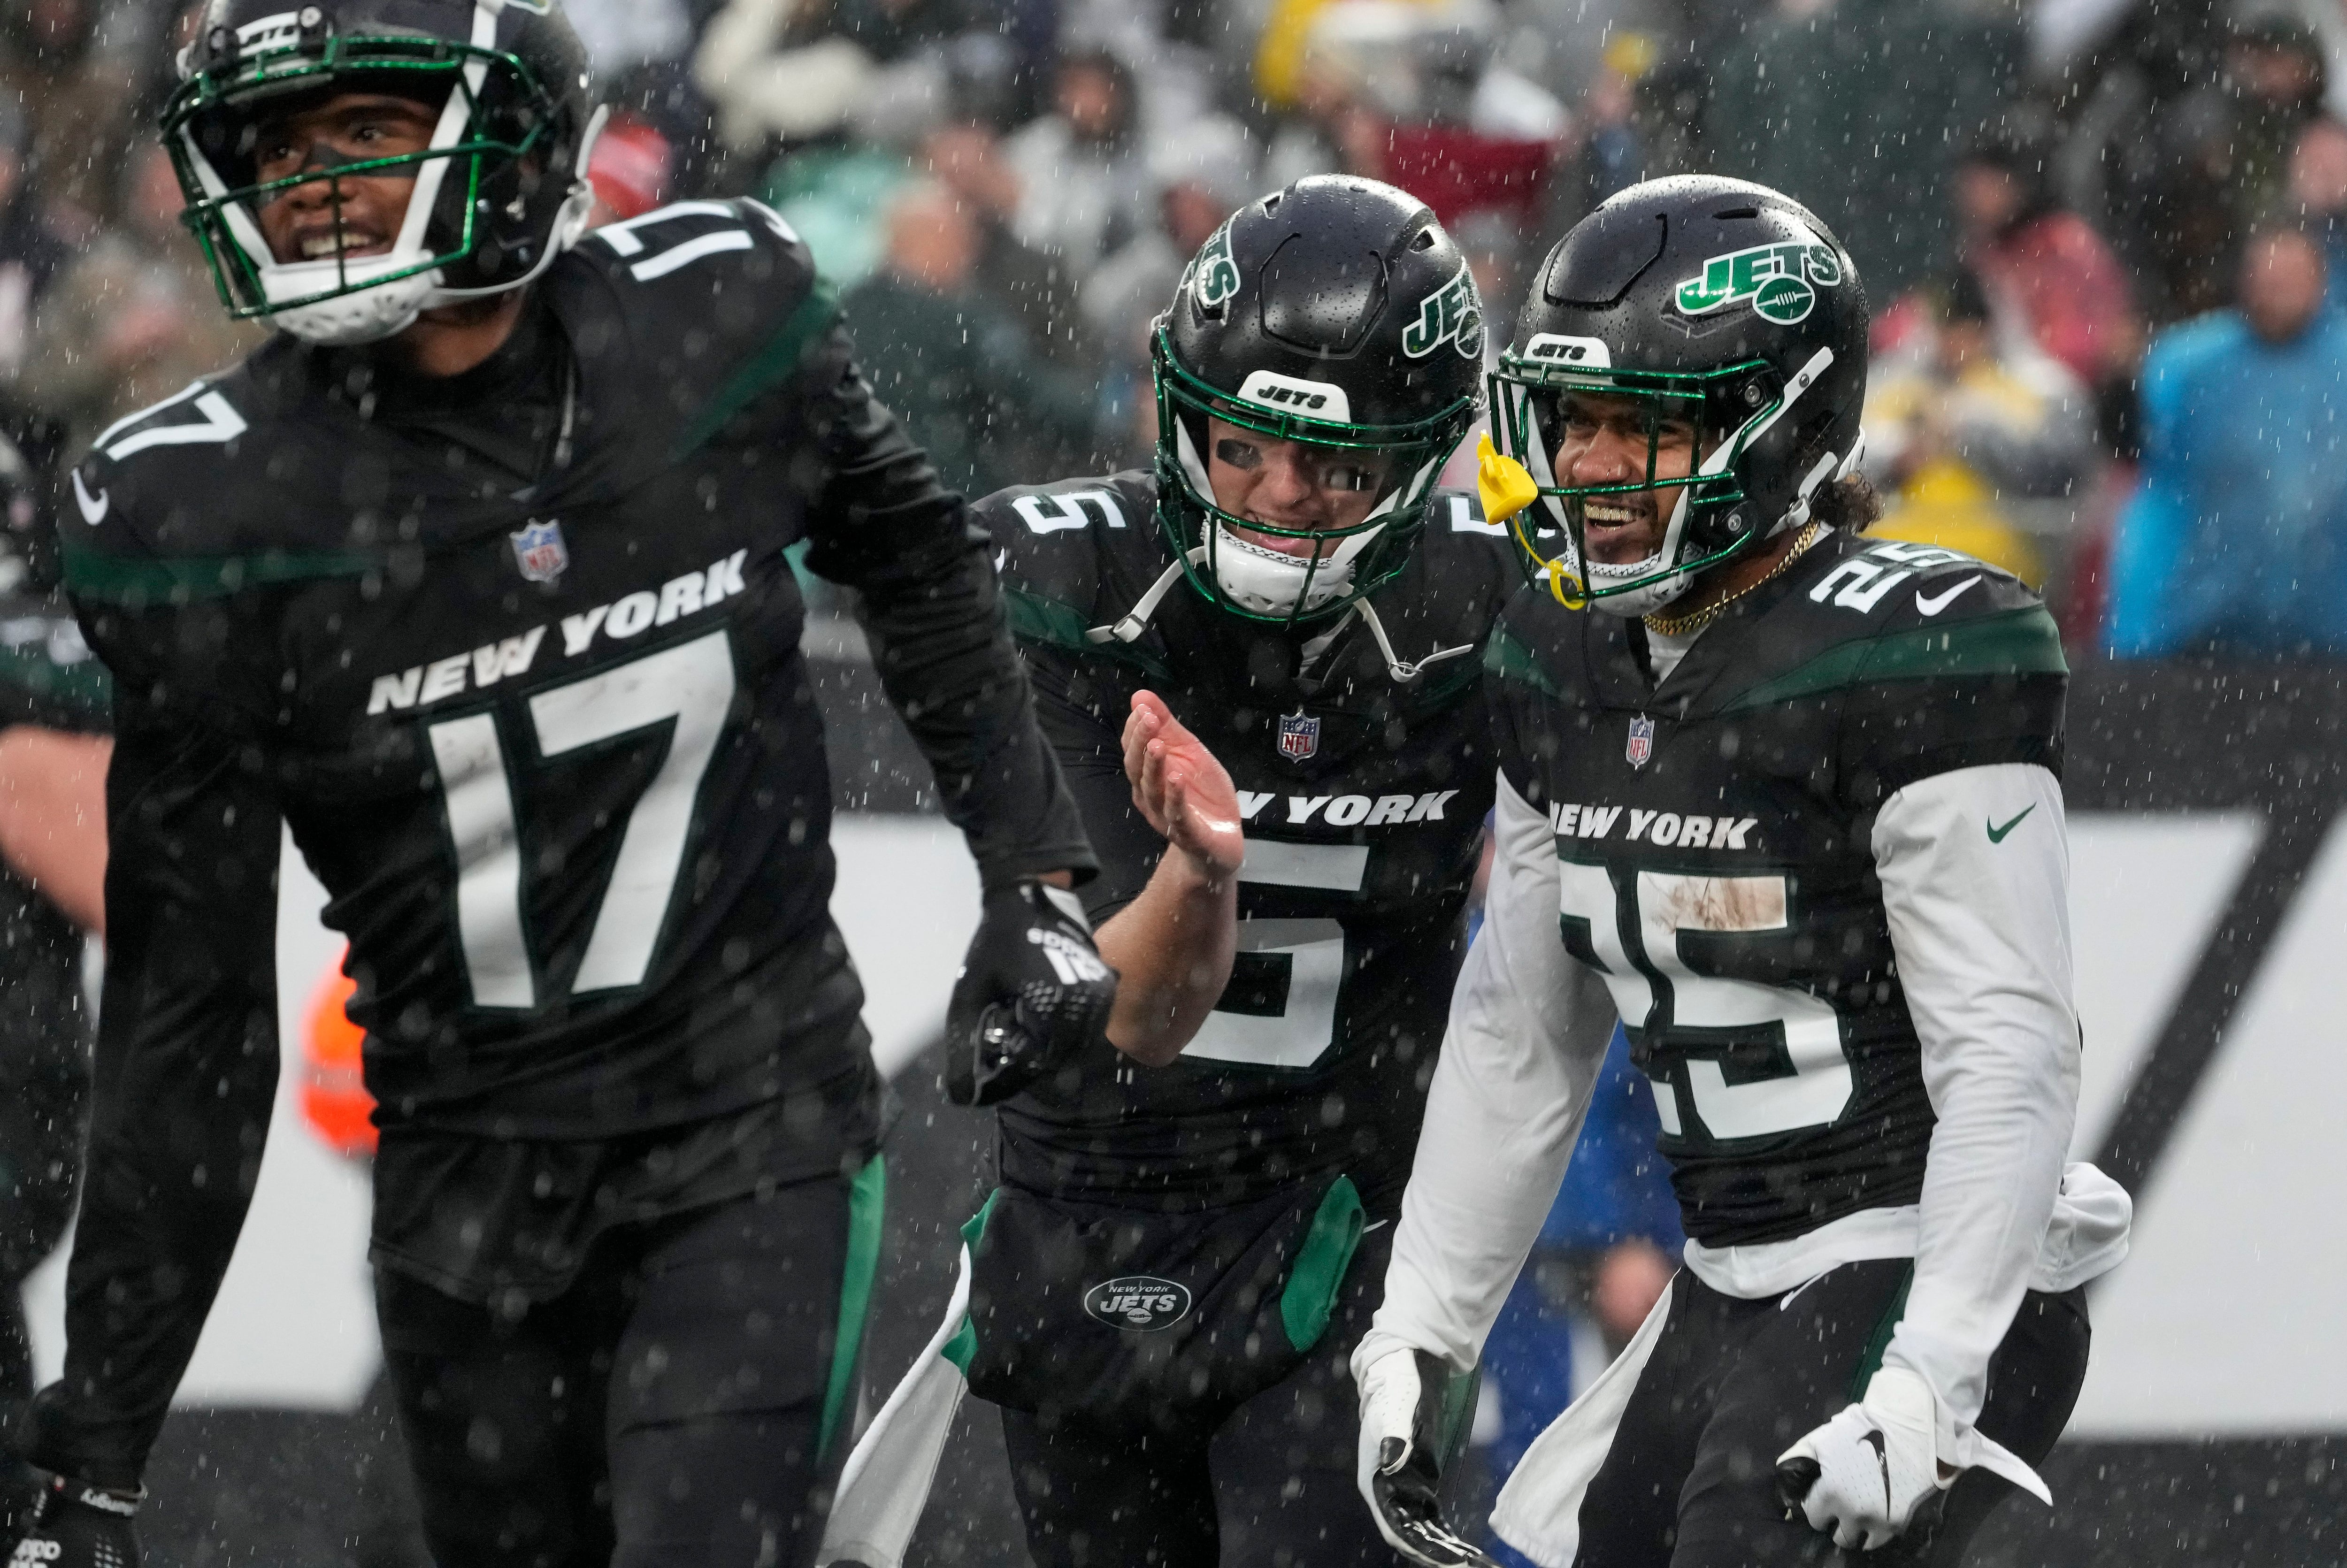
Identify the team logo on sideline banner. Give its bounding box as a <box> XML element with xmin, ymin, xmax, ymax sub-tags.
<box><xmin>1083</xmin><ymin>1276</ymin><xmax>1192</xmax><ymax>1332</ymax></box>
<box><xmin>1278</xmin><ymin>709</ymin><xmax>1321</xmax><ymax>762</ymax></box>
<box><xmin>510</xmin><ymin>519</ymin><xmax>569</xmax><ymax>584</ymax></box>
<box><xmin>1626</xmin><ymin>713</ymin><xmax>1656</xmax><ymax>769</ymax></box>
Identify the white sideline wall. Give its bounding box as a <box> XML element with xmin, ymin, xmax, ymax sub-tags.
<box><xmin>20</xmin><ymin>811</ymin><xmax>2345</xmax><ymax>1437</ymax></box>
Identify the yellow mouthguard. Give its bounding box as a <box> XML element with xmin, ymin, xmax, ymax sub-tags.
<box><xmin>1477</xmin><ymin>434</ymin><xmax>1588</xmax><ymax>607</ymax></box>
<box><xmin>1475</xmin><ymin>433</ymin><xmax>1539</xmax><ymax>524</ymax></box>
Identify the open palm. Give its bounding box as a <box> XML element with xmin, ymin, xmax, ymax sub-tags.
<box><xmin>1123</xmin><ymin>690</ymin><xmax>1245</xmax><ymax>877</ymax></box>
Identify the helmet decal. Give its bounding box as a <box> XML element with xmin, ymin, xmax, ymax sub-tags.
<box><xmin>1402</xmin><ymin>261</ymin><xmax>1482</xmax><ymax>359</ymax></box>
<box><xmin>1235</xmin><ymin>369</ymin><xmax>1351</xmax><ymax>421</ymax></box>
<box><xmin>1673</xmin><ymin>229</ymin><xmax>1843</xmax><ymax>325</ymax></box>
<box><xmin>1189</xmin><ymin>220</ymin><xmax>1240</xmax><ymax>319</ymax></box>
<box><xmin>1523</xmin><ymin>333</ymin><xmax>1611</xmax><ymax>368</ymax></box>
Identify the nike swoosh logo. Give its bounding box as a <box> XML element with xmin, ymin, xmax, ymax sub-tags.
<box><xmin>1914</xmin><ymin>575</ymin><xmax>1980</xmax><ymax>616</ymax></box>
<box><xmin>72</xmin><ymin>469</ymin><xmax>108</xmax><ymax>526</ymax></box>
<box><xmin>1863</xmin><ymin>1429</ymin><xmax>1892</xmax><ymax>1514</ymax></box>
<box><xmin>1987</xmin><ymin>804</ymin><xmax>2036</xmax><ymax>843</ymax></box>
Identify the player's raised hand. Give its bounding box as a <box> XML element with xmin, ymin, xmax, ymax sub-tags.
<box><xmin>11</xmin><ymin>1474</ymin><xmax>142</xmax><ymax>1568</ymax></box>
<box><xmin>1122</xmin><ymin>692</ymin><xmax>1244</xmax><ymax>877</ymax></box>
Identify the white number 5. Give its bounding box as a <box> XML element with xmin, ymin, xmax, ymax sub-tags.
<box><xmin>430</xmin><ymin>631</ymin><xmax>737</xmax><ymax>1010</ymax></box>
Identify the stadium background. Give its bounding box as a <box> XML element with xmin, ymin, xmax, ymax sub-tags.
<box><xmin>6</xmin><ymin>0</ymin><xmax>2347</xmax><ymax>1562</ymax></box>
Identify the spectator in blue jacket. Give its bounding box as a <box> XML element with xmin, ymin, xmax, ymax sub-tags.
<box><xmin>2107</xmin><ymin>223</ymin><xmax>2347</xmax><ymax>657</ymax></box>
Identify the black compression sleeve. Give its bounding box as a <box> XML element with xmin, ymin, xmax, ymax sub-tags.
<box><xmin>20</xmin><ymin>710</ymin><xmax>282</xmax><ymax>1487</ymax></box>
<box><xmin>797</xmin><ymin>329</ymin><xmax>1097</xmax><ymax>887</ymax></box>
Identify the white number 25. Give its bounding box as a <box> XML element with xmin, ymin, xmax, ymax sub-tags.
<box><xmin>1558</xmin><ymin>861</ymin><xmax>1853</xmax><ymax>1140</ymax></box>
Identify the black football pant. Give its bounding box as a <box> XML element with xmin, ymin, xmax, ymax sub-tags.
<box><xmin>376</xmin><ymin>1173</ymin><xmax>860</xmax><ymax>1568</ymax></box>
<box><xmin>1569</xmin><ymin>1259</ymin><xmax>2090</xmax><ymax>1568</ymax></box>
<box><xmin>999</xmin><ymin>1221</ymin><xmax>1396</xmax><ymax>1568</ymax></box>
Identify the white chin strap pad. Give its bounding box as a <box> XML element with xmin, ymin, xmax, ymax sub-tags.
<box><xmin>1586</xmin><ymin>487</ymin><xmax>1697</xmax><ymax>619</ymax></box>
<box><xmin>1209</xmin><ymin>519</ymin><xmax>1386</xmax><ymax>617</ymax></box>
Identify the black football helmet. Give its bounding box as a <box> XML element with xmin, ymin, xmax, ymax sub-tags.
<box><xmin>1485</xmin><ymin>176</ymin><xmax>1868</xmax><ymax>616</ymax></box>
<box><xmin>163</xmin><ymin>0</ymin><xmax>603</xmax><ymax>344</ymax></box>
<box><xmin>1151</xmin><ymin>176</ymin><xmax>1483</xmax><ymax>627</ymax></box>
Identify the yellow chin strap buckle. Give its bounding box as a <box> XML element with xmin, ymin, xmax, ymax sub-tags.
<box><xmin>1476</xmin><ymin>433</ymin><xmax>1587</xmax><ymax>608</ymax></box>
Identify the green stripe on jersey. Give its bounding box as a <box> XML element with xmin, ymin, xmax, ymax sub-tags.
<box><xmin>1723</xmin><ymin>604</ymin><xmax>2066</xmax><ymax>713</ymax></box>
<box><xmin>1483</xmin><ymin>619</ymin><xmax>1559</xmax><ymax>697</ymax></box>
<box><xmin>671</xmin><ymin>282</ymin><xmax>842</xmax><ymax>462</ymax></box>
<box><xmin>1003</xmin><ymin>584</ymin><xmax>1169</xmax><ymax>679</ymax></box>
<box><xmin>1848</xmin><ymin>1262</ymin><xmax>1916</xmax><ymax>1401</ymax></box>
<box><xmin>61</xmin><ymin>540</ymin><xmax>378</xmax><ymax>604</ymax></box>
<box><xmin>819</xmin><ymin>1153</ymin><xmax>889</xmax><ymax>1462</ymax></box>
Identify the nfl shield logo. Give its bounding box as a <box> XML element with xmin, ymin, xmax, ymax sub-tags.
<box><xmin>1278</xmin><ymin>709</ymin><xmax>1321</xmax><ymax>762</ymax></box>
<box><xmin>1626</xmin><ymin>714</ymin><xmax>1656</xmax><ymax>769</ymax></box>
<box><xmin>510</xmin><ymin>519</ymin><xmax>569</xmax><ymax>584</ymax></box>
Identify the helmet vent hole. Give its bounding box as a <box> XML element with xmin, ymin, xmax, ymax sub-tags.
<box><xmin>1411</xmin><ymin>228</ymin><xmax>1436</xmax><ymax>250</ymax></box>
<box><xmin>1263</xmin><ymin>193</ymin><xmax>1281</xmax><ymax>214</ymax></box>
<box><xmin>1714</xmin><ymin>206</ymin><xmax>1759</xmax><ymax>221</ymax></box>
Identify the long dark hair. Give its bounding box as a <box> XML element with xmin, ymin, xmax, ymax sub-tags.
<box><xmin>1812</xmin><ymin>473</ymin><xmax>1884</xmax><ymax>534</ymax></box>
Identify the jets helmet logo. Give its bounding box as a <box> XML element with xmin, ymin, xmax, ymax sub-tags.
<box><xmin>1673</xmin><ymin>232</ymin><xmax>1843</xmax><ymax>325</ymax></box>
<box><xmin>1190</xmin><ymin>221</ymin><xmax>1241</xmax><ymax>318</ymax></box>
<box><xmin>1402</xmin><ymin>262</ymin><xmax>1483</xmax><ymax>360</ymax></box>
<box><xmin>1083</xmin><ymin>1276</ymin><xmax>1192</xmax><ymax>1331</ymax></box>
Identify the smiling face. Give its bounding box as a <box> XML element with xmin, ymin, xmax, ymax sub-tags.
<box><xmin>1203</xmin><ymin>415</ymin><xmax>1392</xmax><ymax>555</ymax></box>
<box><xmin>249</xmin><ymin>90</ymin><xmax>445</xmax><ymax>267</ymax></box>
<box><xmin>1551</xmin><ymin>390</ymin><xmax>1699</xmax><ymax>565</ymax></box>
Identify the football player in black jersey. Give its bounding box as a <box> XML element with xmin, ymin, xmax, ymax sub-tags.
<box><xmin>1351</xmin><ymin>176</ymin><xmax>2134</xmax><ymax>1568</ymax></box>
<box><xmin>12</xmin><ymin>6</ymin><xmax>1114</xmax><ymax>1567</ymax></box>
<box><xmin>936</xmin><ymin>176</ymin><xmax>1520</xmax><ymax>1566</ymax></box>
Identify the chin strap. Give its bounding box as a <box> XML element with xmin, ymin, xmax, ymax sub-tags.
<box><xmin>1084</xmin><ymin>551</ymin><xmax>1472</xmax><ymax>686</ymax></box>
<box><xmin>1351</xmin><ymin>597</ymin><xmax>1477</xmax><ymax>683</ymax></box>
<box><xmin>1085</xmin><ymin>551</ymin><xmax>1200</xmax><ymax>645</ymax></box>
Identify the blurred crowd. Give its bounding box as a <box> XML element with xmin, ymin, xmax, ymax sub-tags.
<box><xmin>9</xmin><ymin>0</ymin><xmax>2347</xmax><ymax>645</ymax></box>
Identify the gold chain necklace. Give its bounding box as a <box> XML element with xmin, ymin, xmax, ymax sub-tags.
<box><xmin>1641</xmin><ymin>521</ymin><xmax>1825</xmax><ymax>639</ymax></box>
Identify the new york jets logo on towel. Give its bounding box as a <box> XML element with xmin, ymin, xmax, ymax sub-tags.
<box><xmin>1084</xmin><ymin>1276</ymin><xmax>1192</xmax><ymax>1331</ymax></box>
<box><xmin>1674</xmin><ymin>229</ymin><xmax>1843</xmax><ymax>325</ymax></box>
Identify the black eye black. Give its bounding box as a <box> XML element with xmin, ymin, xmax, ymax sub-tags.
<box><xmin>1215</xmin><ymin>439</ymin><xmax>1261</xmax><ymax>470</ymax></box>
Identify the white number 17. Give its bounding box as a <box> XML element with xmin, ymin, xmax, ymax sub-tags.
<box><xmin>428</xmin><ymin>631</ymin><xmax>737</xmax><ymax>1010</ymax></box>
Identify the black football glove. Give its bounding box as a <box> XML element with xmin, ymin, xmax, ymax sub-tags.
<box><xmin>943</xmin><ymin>878</ymin><xmax>1116</xmax><ymax>1106</ymax></box>
<box><xmin>12</xmin><ymin>1473</ymin><xmax>141</xmax><ymax>1568</ymax></box>
<box><xmin>1355</xmin><ymin>1348</ymin><xmax>1497</xmax><ymax>1568</ymax></box>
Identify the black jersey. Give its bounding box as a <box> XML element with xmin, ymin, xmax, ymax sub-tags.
<box><xmin>978</xmin><ymin>472</ymin><xmax>1522</xmax><ymax>1213</ymax></box>
<box><xmin>1488</xmin><ymin>530</ymin><xmax>2065</xmax><ymax>1247</ymax></box>
<box><xmin>48</xmin><ymin>201</ymin><xmax>1090</xmax><ymax>1482</ymax></box>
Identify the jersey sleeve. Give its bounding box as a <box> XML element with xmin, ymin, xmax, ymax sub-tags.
<box><xmin>1355</xmin><ymin>769</ymin><xmax>1619</xmax><ymax>1378</ymax></box>
<box><xmin>1871</xmin><ymin>761</ymin><xmax>2080</xmax><ymax>1477</ymax></box>
<box><xmin>783</xmin><ymin>338</ymin><xmax>1096</xmax><ymax>887</ymax></box>
<box><xmin>20</xmin><ymin>666</ymin><xmax>282</xmax><ymax>1487</ymax></box>
<box><xmin>1834</xmin><ymin>565</ymin><xmax>2067</xmax><ymax>807</ymax></box>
